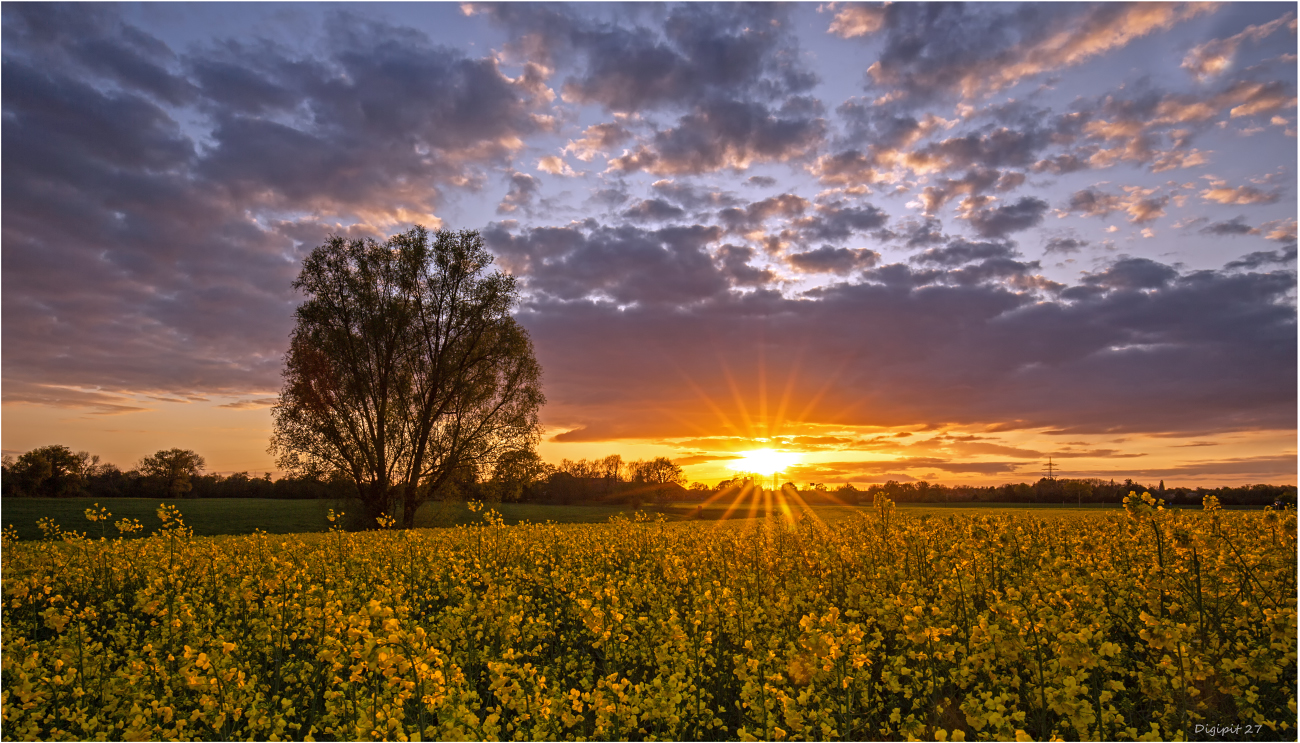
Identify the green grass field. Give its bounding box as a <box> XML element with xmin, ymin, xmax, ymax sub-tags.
<box><xmin>4</xmin><ymin>495</ymin><xmax>1255</xmax><ymax>541</ymax></box>
<box><xmin>0</xmin><ymin>496</ymin><xmax>1150</xmax><ymax>540</ymax></box>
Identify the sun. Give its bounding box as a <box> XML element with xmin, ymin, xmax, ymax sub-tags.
<box><xmin>729</xmin><ymin>448</ymin><xmax>802</xmax><ymax>476</ymax></box>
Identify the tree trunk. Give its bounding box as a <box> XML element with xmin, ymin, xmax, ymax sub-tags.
<box><xmin>359</xmin><ymin>481</ymin><xmax>391</xmax><ymax>529</ymax></box>
<box><xmin>400</xmin><ymin>482</ymin><xmax>421</xmax><ymax>529</ymax></box>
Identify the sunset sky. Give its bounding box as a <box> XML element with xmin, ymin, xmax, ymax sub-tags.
<box><xmin>3</xmin><ymin>2</ymin><xmax>1296</xmax><ymax>487</ymax></box>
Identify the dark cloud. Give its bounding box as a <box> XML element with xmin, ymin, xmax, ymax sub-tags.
<box><xmin>786</xmin><ymin>247</ymin><xmax>880</xmax><ymax>275</ymax></box>
<box><xmin>622</xmin><ymin>198</ymin><xmax>686</xmax><ymax>223</ymax></box>
<box><xmin>479</xmin><ymin>3</ymin><xmax>826</xmax><ymax>175</ymax></box>
<box><xmin>608</xmin><ymin>98</ymin><xmax>827</xmax><ymax>176</ymax></box>
<box><xmin>476</xmin><ymin>3</ymin><xmax>816</xmax><ymax>112</ymax></box>
<box><xmin>521</xmin><ymin>256</ymin><xmax>1295</xmax><ymax>441</ymax></box>
<box><xmin>1032</xmin><ymin>153</ymin><xmax>1091</xmax><ymax>175</ymax></box>
<box><xmin>1090</xmin><ymin>454</ymin><xmax>1297</xmax><ymax>480</ymax></box>
<box><xmin>828</xmin><ymin>3</ymin><xmax>1211</xmax><ymax>104</ymax></box>
<box><xmin>3</xmin><ymin>3</ymin><xmax>197</xmax><ymax>106</ymax></box>
<box><xmin>912</xmin><ymin>239</ymin><xmax>1017</xmax><ymax>267</ymax></box>
<box><xmin>650</xmin><ymin>180</ymin><xmax>741</xmax><ymax>210</ymax></box>
<box><xmin>890</xmin><ymin>217</ymin><xmax>947</xmax><ymax>249</ymax></box>
<box><xmin>2</xmin><ymin>5</ymin><xmax>554</xmax><ymax>406</ymax></box>
<box><xmin>918</xmin><ymin>168</ymin><xmax>1010</xmax><ymax>214</ymax></box>
<box><xmin>1044</xmin><ymin>237</ymin><xmax>1089</xmax><ymax>254</ymax></box>
<box><xmin>588</xmin><ymin>187</ymin><xmax>630</xmax><ymax>208</ymax></box>
<box><xmin>746</xmin><ymin>175</ymin><xmax>777</xmax><ymax>188</ymax></box>
<box><xmin>715</xmin><ymin>244</ymin><xmax>777</xmax><ymax>287</ymax></box>
<box><xmin>1225</xmin><ymin>245</ymin><xmax>1299</xmax><ymax>270</ymax></box>
<box><xmin>1200</xmin><ymin>216</ymin><xmax>1259</xmax><ymax>236</ymax></box>
<box><xmin>795</xmin><ymin>201</ymin><xmax>889</xmax><ymax>242</ymax></box>
<box><xmin>1064</xmin><ymin>186</ymin><xmax>1168</xmax><ymax>224</ymax></box>
<box><xmin>1078</xmin><ymin>257</ymin><xmax>1180</xmax><ymax>292</ymax></box>
<box><xmin>965</xmin><ymin>196</ymin><xmax>1049</xmax><ymax>238</ymax></box>
<box><xmin>195</xmin><ymin>16</ymin><xmax>551</xmax><ymax>218</ymax></box>
<box><xmin>1067</xmin><ymin>188</ymin><xmax>1123</xmax><ymax>218</ymax></box>
<box><xmin>815</xmin><ymin>102</ymin><xmax>1087</xmax><ymax>191</ymax></box>
<box><xmin>498</xmin><ymin>171</ymin><xmax>542</xmax><ymax>214</ymax></box>
<box><xmin>483</xmin><ymin>221</ymin><xmax>729</xmax><ymax>305</ymax></box>
<box><xmin>719</xmin><ymin>194</ymin><xmax>809</xmax><ymax>233</ymax></box>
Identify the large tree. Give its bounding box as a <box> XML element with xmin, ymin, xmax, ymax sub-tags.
<box><xmin>270</xmin><ymin>227</ymin><xmax>544</xmax><ymax>528</ymax></box>
<box><xmin>137</xmin><ymin>448</ymin><xmax>206</xmax><ymax>499</ymax></box>
<box><xmin>5</xmin><ymin>445</ymin><xmax>89</xmax><ymax>497</ymax></box>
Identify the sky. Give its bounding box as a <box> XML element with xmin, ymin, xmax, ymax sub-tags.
<box><xmin>2</xmin><ymin>2</ymin><xmax>1296</xmax><ymax>488</ymax></box>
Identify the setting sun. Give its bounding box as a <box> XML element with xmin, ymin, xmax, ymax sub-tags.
<box><xmin>728</xmin><ymin>448</ymin><xmax>802</xmax><ymax>476</ymax></box>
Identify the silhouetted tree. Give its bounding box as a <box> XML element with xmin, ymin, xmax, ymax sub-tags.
<box><xmin>631</xmin><ymin>457</ymin><xmax>684</xmax><ymax>486</ymax></box>
<box><xmin>487</xmin><ymin>449</ymin><xmax>550</xmax><ymax>502</ymax></box>
<box><xmin>271</xmin><ymin>227</ymin><xmax>544</xmax><ymax>527</ymax></box>
<box><xmin>4</xmin><ymin>445</ymin><xmax>89</xmax><ymax>497</ymax></box>
<box><xmin>137</xmin><ymin>448</ymin><xmax>206</xmax><ymax>499</ymax></box>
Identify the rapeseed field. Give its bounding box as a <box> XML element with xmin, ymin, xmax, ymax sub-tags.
<box><xmin>1</xmin><ymin>495</ymin><xmax>1294</xmax><ymax>741</ymax></box>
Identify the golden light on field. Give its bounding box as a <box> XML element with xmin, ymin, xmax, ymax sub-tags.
<box><xmin>728</xmin><ymin>448</ymin><xmax>801</xmax><ymax>475</ymax></box>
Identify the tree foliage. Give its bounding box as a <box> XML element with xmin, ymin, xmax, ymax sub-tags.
<box><xmin>137</xmin><ymin>449</ymin><xmax>206</xmax><ymax>499</ymax></box>
<box><xmin>270</xmin><ymin>227</ymin><xmax>544</xmax><ymax>527</ymax></box>
<box><xmin>4</xmin><ymin>445</ymin><xmax>91</xmax><ymax>497</ymax></box>
<box><xmin>632</xmin><ymin>456</ymin><xmax>685</xmax><ymax>486</ymax></box>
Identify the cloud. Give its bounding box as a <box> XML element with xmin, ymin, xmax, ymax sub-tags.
<box><xmin>825</xmin><ymin>4</ymin><xmax>889</xmax><ymax>39</ymax></box>
<box><xmin>837</xmin><ymin>3</ymin><xmax>1211</xmax><ymax>103</ymax></box>
<box><xmin>537</xmin><ymin>155</ymin><xmax>577</xmax><ymax>176</ymax></box>
<box><xmin>715</xmin><ymin>244</ymin><xmax>777</xmax><ymax>287</ymax></box>
<box><xmin>964</xmin><ymin>196</ymin><xmax>1049</xmax><ymax>238</ymax></box>
<box><xmin>1200</xmin><ymin>216</ymin><xmax>1260</xmax><ymax>236</ymax></box>
<box><xmin>891</xmin><ymin>217</ymin><xmax>947</xmax><ymax>248</ymax></box>
<box><xmin>1199</xmin><ymin>181</ymin><xmax>1282</xmax><ymax>205</ymax></box>
<box><xmin>1262</xmin><ymin>218</ymin><xmax>1298</xmax><ymax>243</ymax></box>
<box><xmin>786</xmin><ymin>247</ymin><xmax>880</xmax><ymax>275</ymax></box>
<box><xmin>650</xmin><ymin>180</ymin><xmax>742</xmax><ymax>210</ymax></box>
<box><xmin>794</xmin><ymin>201</ymin><xmax>889</xmax><ymax>242</ymax></box>
<box><xmin>621</xmin><ymin>198</ymin><xmax>686</xmax><ymax>223</ymax></box>
<box><xmin>2</xmin><ymin>381</ymin><xmax>152</xmax><ymax>415</ymax></box>
<box><xmin>483</xmin><ymin>221</ymin><xmax>730</xmax><ymax>305</ymax></box>
<box><xmin>563</xmin><ymin>122</ymin><xmax>631</xmax><ymax>162</ymax></box>
<box><xmin>607</xmin><ymin>99</ymin><xmax>827</xmax><ymax>176</ymax></box>
<box><xmin>1182</xmin><ymin>12</ymin><xmax>1296</xmax><ymax>81</ymax></box>
<box><xmin>719</xmin><ymin>194</ymin><xmax>810</xmax><ymax>234</ymax></box>
<box><xmin>918</xmin><ymin>168</ymin><xmax>1020</xmax><ymax>214</ymax></box>
<box><xmin>1224</xmin><ymin>245</ymin><xmax>1298</xmax><ymax>270</ymax></box>
<box><xmin>218</xmin><ymin>397</ymin><xmax>279</xmax><ymax>410</ymax></box>
<box><xmin>478</xmin><ymin>3</ymin><xmax>816</xmax><ymax>113</ymax></box>
<box><xmin>497</xmin><ymin>171</ymin><xmax>542</xmax><ymax>214</ymax></box>
<box><xmin>191</xmin><ymin>15</ymin><xmax>551</xmax><ymax>221</ymax></box>
<box><xmin>1075</xmin><ymin>257</ymin><xmax>1178</xmax><ymax>292</ymax></box>
<box><xmin>1063</xmin><ymin>186</ymin><xmax>1169</xmax><ymax>224</ymax></box>
<box><xmin>481</xmin><ymin>4</ymin><xmax>827</xmax><ymax>176</ymax></box>
<box><xmin>1044</xmin><ymin>236</ymin><xmax>1089</xmax><ymax>254</ymax></box>
<box><xmin>1092</xmin><ymin>454</ymin><xmax>1297</xmax><ymax>480</ymax></box>
<box><xmin>520</xmin><ymin>256</ymin><xmax>1296</xmax><ymax>442</ymax></box>
<box><xmin>2</xmin><ymin>6</ymin><xmax>561</xmax><ymax>405</ymax></box>
<box><xmin>912</xmin><ymin>239</ymin><xmax>1017</xmax><ymax>267</ymax></box>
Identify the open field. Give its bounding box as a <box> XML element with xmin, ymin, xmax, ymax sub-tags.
<box><xmin>2</xmin><ymin>497</ymin><xmax>1267</xmax><ymax>541</ymax></box>
<box><xmin>1</xmin><ymin>498</ymin><xmax>339</xmax><ymax>541</ymax></box>
<box><xmin>2</xmin><ymin>500</ymin><xmax>1294</xmax><ymax>741</ymax></box>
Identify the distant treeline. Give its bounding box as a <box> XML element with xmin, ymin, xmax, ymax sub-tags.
<box><xmin>857</xmin><ymin>477</ymin><xmax>1297</xmax><ymax>507</ymax></box>
<box><xmin>4</xmin><ymin>444</ymin><xmax>1294</xmax><ymax>508</ymax></box>
<box><xmin>2</xmin><ymin>444</ymin><xmax>352</xmax><ymax>501</ymax></box>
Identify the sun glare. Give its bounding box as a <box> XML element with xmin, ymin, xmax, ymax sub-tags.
<box><xmin>729</xmin><ymin>448</ymin><xmax>801</xmax><ymax>475</ymax></box>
